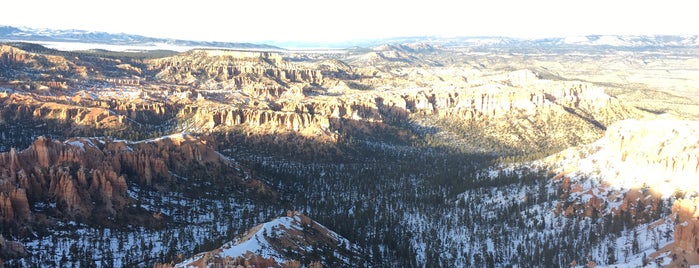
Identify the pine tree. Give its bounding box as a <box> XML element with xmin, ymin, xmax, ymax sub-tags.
<box><xmin>606</xmin><ymin>241</ymin><xmax>616</xmax><ymax>264</ymax></box>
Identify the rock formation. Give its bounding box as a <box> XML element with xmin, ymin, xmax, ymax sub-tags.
<box><xmin>172</xmin><ymin>74</ymin><xmax>638</xmax><ymax>155</ymax></box>
<box><xmin>2</xmin><ymin>43</ymin><xmax>643</xmax><ymax>157</ymax></box>
<box><xmin>0</xmin><ymin>136</ymin><xmax>127</xmax><ymax>227</ymax></box>
<box><xmin>0</xmin><ymin>87</ymin><xmax>186</xmax><ymax>140</ymax></box>
<box><xmin>542</xmin><ymin>119</ymin><xmax>699</xmax><ymax>264</ymax></box>
<box><xmin>663</xmin><ymin>197</ymin><xmax>699</xmax><ymax>267</ymax></box>
<box><xmin>545</xmin><ymin>119</ymin><xmax>699</xmax><ymax>194</ymax></box>
<box><xmin>672</xmin><ymin>198</ymin><xmax>699</xmax><ymax>253</ymax></box>
<box><xmin>0</xmin><ymin>134</ymin><xmax>273</xmax><ymax>230</ymax></box>
<box><xmin>0</xmin><ymin>45</ymin><xmax>71</xmax><ymax>72</ymax></box>
<box><xmin>148</xmin><ymin>50</ymin><xmax>323</xmax><ymax>91</ymax></box>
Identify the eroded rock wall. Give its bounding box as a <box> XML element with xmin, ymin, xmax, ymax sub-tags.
<box><xmin>0</xmin><ymin>133</ymin><xmax>261</xmax><ymax>229</ymax></box>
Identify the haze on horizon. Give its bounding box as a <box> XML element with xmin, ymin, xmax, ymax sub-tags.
<box><xmin>2</xmin><ymin>0</ymin><xmax>697</xmax><ymax>44</ymax></box>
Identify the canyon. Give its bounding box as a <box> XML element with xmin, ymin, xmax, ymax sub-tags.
<box><xmin>0</xmin><ymin>37</ymin><xmax>697</xmax><ymax>267</ymax></box>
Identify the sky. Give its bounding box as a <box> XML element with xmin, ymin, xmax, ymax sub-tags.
<box><xmin>2</xmin><ymin>0</ymin><xmax>697</xmax><ymax>44</ymax></box>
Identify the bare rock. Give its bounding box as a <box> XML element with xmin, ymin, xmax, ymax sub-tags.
<box><xmin>0</xmin><ymin>131</ymin><xmax>276</xmax><ymax>231</ymax></box>
<box><xmin>672</xmin><ymin>198</ymin><xmax>699</xmax><ymax>253</ymax></box>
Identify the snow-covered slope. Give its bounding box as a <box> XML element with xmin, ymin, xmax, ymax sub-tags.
<box><xmin>176</xmin><ymin>211</ymin><xmax>363</xmax><ymax>267</ymax></box>
<box><xmin>526</xmin><ymin>118</ymin><xmax>699</xmax><ymax>266</ymax></box>
<box><xmin>543</xmin><ymin>119</ymin><xmax>699</xmax><ymax>196</ymax></box>
<box><xmin>436</xmin><ymin>118</ymin><xmax>699</xmax><ymax>267</ymax></box>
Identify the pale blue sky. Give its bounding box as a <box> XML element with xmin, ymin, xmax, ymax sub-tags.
<box><xmin>2</xmin><ymin>0</ymin><xmax>697</xmax><ymax>43</ymax></box>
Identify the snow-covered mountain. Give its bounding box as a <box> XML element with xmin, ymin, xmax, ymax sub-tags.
<box><xmin>175</xmin><ymin>211</ymin><xmax>364</xmax><ymax>267</ymax></box>
<box><xmin>561</xmin><ymin>35</ymin><xmax>699</xmax><ymax>47</ymax></box>
<box><xmin>4</xmin><ymin>25</ymin><xmax>698</xmax><ymax>51</ymax></box>
<box><xmin>344</xmin><ymin>35</ymin><xmax>699</xmax><ymax>50</ymax></box>
<box><xmin>0</xmin><ymin>25</ymin><xmax>282</xmax><ymax>51</ymax></box>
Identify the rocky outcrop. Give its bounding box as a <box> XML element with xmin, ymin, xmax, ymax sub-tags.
<box><xmin>187</xmin><ymin>78</ymin><xmax>621</xmax><ymax>130</ymax></box>
<box><xmin>106</xmin><ymin>99</ymin><xmax>170</xmax><ymax>123</ymax></box>
<box><xmin>607</xmin><ymin>119</ymin><xmax>699</xmax><ymax>177</ymax></box>
<box><xmin>148</xmin><ymin>50</ymin><xmax>323</xmax><ymax>91</ymax></box>
<box><xmin>0</xmin><ymin>89</ymin><xmax>185</xmax><ymax>135</ymax></box>
<box><xmin>393</xmin><ymin>80</ymin><xmax>615</xmax><ymax>119</ymax></box>
<box><xmin>672</xmin><ymin>198</ymin><xmax>699</xmax><ymax>253</ymax></box>
<box><xmin>184</xmin><ymin>105</ymin><xmax>330</xmax><ymax>133</ymax></box>
<box><xmin>0</xmin><ymin>46</ymin><xmax>28</xmax><ymax>66</ymax></box>
<box><xmin>0</xmin><ymin>134</ymin><xmax>273</xmax><ymax>231</ymax></box>
<box><xmin>0</xmin><ymin>44</ymin><xmax>152</xmax><ymax>81</ymax></box>
<box><xmin>0</xmin><ymin>136</ymin><xmax>130</xmax><ymax>225</ymax></box>
<box><xmin>0</xmin><ymin>92</ymin><xmax>126</xmax><ymax>132</ymax></box>
<box><xmin>659</xmin><ymin>197</ymin><xmax>699</xmax><ymax>267</ymax></box>
<box><xmin>0</xmin><ymin>188</ymin><xmax>30</xmax><ymax>224</ymax></box>
<box><xmin>545</xmin><ymin>119</ymin><xmax>699</xmax><ymax>194</ymax></box>
<box><xmin>178</xmin><ymin>76</ymin><xmax>636</xmax><ymax>154</ymax></box>
<box><xmin>541</xmin><ymin>119</ymin><xmax>699</xmax><ymax>264</ymax></box>
<box><xmin>553</xmin><ymin>175</ymin><xmax>663</xmax><ymax>224</ymax></box>
<box><xmin>0</xmin><ymin>45</ymin><xmax>70</xmax><ymax>72</ymax></box>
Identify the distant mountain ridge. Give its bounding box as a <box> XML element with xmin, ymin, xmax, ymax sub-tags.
<box><xmin>2</xmin><ymin>25</ymin><xmax>699</xmax><ymax>50</ymax></box>
<box><xmin>0</xmin><ymin>25</ymin><xmax>283</xmax><ymax>51</ymax></box>
<box><xmin>355</xmin><ymin>35</ymin><xmax>699</xmax><ymax>50</ymax></box>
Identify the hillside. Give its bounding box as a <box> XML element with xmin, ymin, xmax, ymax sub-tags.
<box><xmin>174</xmin><ymin>211</ymin><xmax>363</xmax><ymax>268</ymax></box>
<box><xmin>534</xmin><ymin>119</ymin><xmax>699</xmax><ymax>266</ymax></box>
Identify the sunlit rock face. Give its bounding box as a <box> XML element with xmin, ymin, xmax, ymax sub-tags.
<box><xmin>545</xmin><ymin>119</ymin><xmax>699</xmax><ymax>218</ymax></box>
<box><xmin>0</xmin><ymin>45</ymin><xmax>72</xmax><ymax>72</ymax></box>
<box><xmin>0</xmin><ymin>90</ymin><xmax>180</xmax><ymax>136</ymax></box>
<box><xmin>673</xmin><ymin>198</ymin><xmax>699</xmax><ymax>252</ymax></box>
<box><xmin>606</xmin><ymin>120</ymin><xmax>699</xmax><ymax>182</ymax></box>
<box><xmin>148</xmin><ymin>50</ymin><xmax>323</xmax><ymax>88</ymax></box>
<box><xmin>545</xmin><ymin>119</ymin><xmax>699</xmax><ymax>195</ymax></box>
<box><xmin>177</xmin><ymin>69</ymin><xmax>638</xmax><ymax>155</ymax></box>
<box><xmin>2</xmin><ymin>43</ymin><xmax>642</xmax><ymax>156</ymax></box>
<box><xmin>541</xmin><ymin>119</ymin><xmax>699</xmax><ymax>264</ymax></box>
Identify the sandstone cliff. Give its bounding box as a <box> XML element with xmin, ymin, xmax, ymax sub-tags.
<box><xmin>664</xmin><ymin>198</ymin><xmax>699</xmax><ymax>267</ymax></box>
<box><xmin>0</xmin><ymin>87</ymin><xmax>185</xmax><ymax>141</ymax></box>
<box><xmin>0</xmin><ymin>45</ymin><xmax>72</xmax><ymax>73</ymax></box>
<box><xmin>175</xmin><ymin>71</ymin><xmax>640</xmax><ymax>155</ymax></box>
<box><xmin>0</xmin><ymin>134</ymin><xmax>273</xmax><ymax>231</ymax></box>
<box><xmin>148</xmin><ymin>50</ymin><xmax>322</xmax><ymax>94</ymax></box>
<box><xmin>3</xmin><ymin>44</ymin><xmax>642</xmax><ymax>156</ymax></box>
<box><xmin>0</xmin><ymin>44</ymin><xmax>142</xmax><ymax>83</ymax></box>
<box><xmin>545</xmin><ymin>119</ymin><xmax>699</xmax><ymax>194</ymax></box>
<box><xmin>672</xmin><ymin>198</ymin><xmax>699</xmax><ymax>252</ymax></box>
